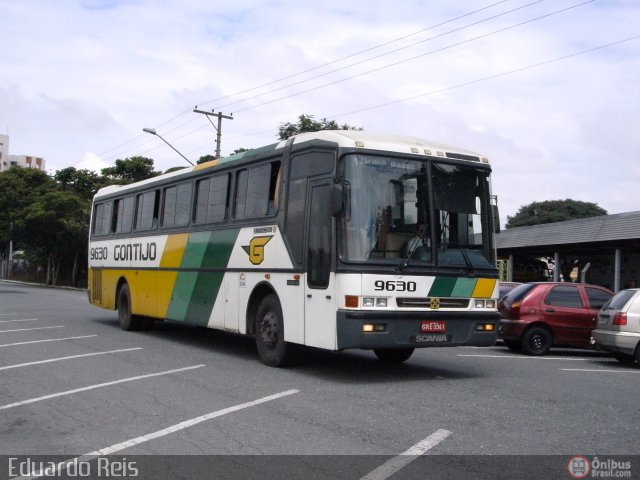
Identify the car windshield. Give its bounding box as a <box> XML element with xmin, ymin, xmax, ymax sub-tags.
<box><xmin>338</xmin><ymin>154</ymin><xmax>494</xmax><ymax>271</ymax></box>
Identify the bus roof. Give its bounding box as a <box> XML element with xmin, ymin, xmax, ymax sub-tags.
<box><xmin>283</xmin><ymin>130</ymin><xmax>488</xmax><ymax>160</ymax></box>
<box><xmin>94</xmin><ymin>130</ymin><xmax>489</xmax><ymax>199</ymax></box>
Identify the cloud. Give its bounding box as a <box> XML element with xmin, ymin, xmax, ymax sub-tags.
<box><xmin>0</xmin><ymin>0</ymin><xmax>638</xmax><ymax>220</ymax></box>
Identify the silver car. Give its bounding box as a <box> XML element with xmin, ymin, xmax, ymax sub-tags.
<box><xmin>592</xmin><ymin>288</ymin><xmax>640</xmax><ymax>365</ymax></box>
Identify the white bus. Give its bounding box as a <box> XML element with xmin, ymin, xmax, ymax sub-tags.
<box><xmin>88</xmin><ymin>131</ymin><xmax>501</xmax><ymax>366</ymax></box>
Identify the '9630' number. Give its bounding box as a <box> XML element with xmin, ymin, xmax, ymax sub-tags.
<box><xmin>374</xmin><ymin>280</ymin><xmax>417</xmax><ymax>292</ymax></box>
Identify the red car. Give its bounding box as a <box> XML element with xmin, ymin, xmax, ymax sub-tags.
<box><xmin>498</xmin><ymin>282</ymin><xmax>614</xmax><ymax>355</ymax></box>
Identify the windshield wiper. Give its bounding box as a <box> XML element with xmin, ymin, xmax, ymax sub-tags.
<box><xmin>459</xmin><ymin>247</ymin><xmax>475</xmax><ymax>275</ymax></box>
<box><xmin>397</xmin><ymin>227</ymin><xmax>428</xmax><ymax>272</ymax></box>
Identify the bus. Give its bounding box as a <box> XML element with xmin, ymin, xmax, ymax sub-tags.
<box><xmin>88</xmin><ymin>130</ymin><xmax>501</xmax><ymax>366</ymax></box>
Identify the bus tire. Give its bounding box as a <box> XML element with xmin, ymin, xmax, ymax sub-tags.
<box><xmin>117</xmin><ymin>283</ymin><xmax>143</xmax><ymax>331</ymax></box>
<box><xmin>374</xmin><ymin>348</ymin><xmax>414</xmax><ymax>363</ymax></box>
<box><xmin>255</xmin><ymin>294</ymin><xmax>292</xmax><ymax>367</ymax></box>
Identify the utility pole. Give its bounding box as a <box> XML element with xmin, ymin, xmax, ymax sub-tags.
<box><xmin>193</xmin><ymin>108</ymin><xmax>233</xmax><ymax>159</ymax></box>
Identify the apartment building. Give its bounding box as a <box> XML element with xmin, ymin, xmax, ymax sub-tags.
<box><xmin>0</xmin><ymin>134</ymin><xmax>46</xmax><ymax>172</ymax></box>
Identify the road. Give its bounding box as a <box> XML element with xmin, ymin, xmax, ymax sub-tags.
<box><xmin>0</xmin><ymin>280</ymin><xmax>638</xmax><ymax>479</ymax></box>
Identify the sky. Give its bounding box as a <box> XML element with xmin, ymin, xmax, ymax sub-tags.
<box><xmin>1</xmin><ymin>0</ymin><xmax>638</xmax><ymax>224</ymax></box>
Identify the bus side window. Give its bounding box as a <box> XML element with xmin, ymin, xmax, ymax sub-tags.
<box><xmin>194</xmin><ymin>174</ymin><xmax>229</xmax><ymax>224</ymax></box>
<box><xmin>92</xmin><ymin>201</ymin><xmax>113</xmax><ymax>236</ymax></box>
<box><xmin>111</xmin><ymin>196</ymin><xmax>134</xmax><ymax>234</ymax></box>
<box><xmin>234</xmin><ymin>161</ymin><xmax>280</xmax><ymax>219</ymax></box>
<box><xmin>135</xmin><ymin>190</ymin><xmax>159</xmax><ymax>231</ymax></box>
<box><xmin>162</xmin><ymin>182</ymin><xmax>192</xmax><ymax>228</ymax></box>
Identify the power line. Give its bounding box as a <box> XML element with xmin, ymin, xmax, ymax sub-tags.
<box><xmin>89</xmin><ymin>1</ymin><xmax>513</xmax><ymax>164</ymax></box>
<box><xmin>212</xmin><ymin>0</ymin><xmax>547</xmax><ymax>111</ymax></box>
<box><xmin>331</xmin><ymin>35</ymin><xmax>640</xmax><ymax>118</ymax></box>
<box><xmin>106</xmin><ymin>0</ymin><xmax>576</xmax><ymax>164</ymax></box>
<box><xmin>93</xmin><ymin>1</ymin><xmax>601</xmax><ymax>167</ymax></box>
<box><xmin>231</xmin><ymin>0</ymin><xmax>596</xmax><ymax>114</ymax></box>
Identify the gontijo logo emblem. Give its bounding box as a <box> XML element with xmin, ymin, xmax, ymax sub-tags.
<box><xmin>242</xmin><ymin>236</ymin><xmax>273</xmax><ymax>265</ymax></box>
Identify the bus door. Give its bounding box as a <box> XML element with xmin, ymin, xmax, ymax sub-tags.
<box><xmin>304</xmin><ymin>179</ymin><xmax>337</xmax><ymax>349</ymax></box>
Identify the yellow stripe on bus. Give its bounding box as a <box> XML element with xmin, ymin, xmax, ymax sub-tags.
<box><xmin>472</xmin><ymin>278</ymin><xmax>497</xmax><ymax>298</ymax></box>
<box><xmin>156</xmin><ymin>233</ymin><xmax>190</xmax><ymax>317</ymax></box>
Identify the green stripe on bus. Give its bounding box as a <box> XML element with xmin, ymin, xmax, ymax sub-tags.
<box><xmin>450</xmin><ymin>277</ymin><xmax>477</xmax><ymax>297</ymax></box>
<box><xmin>185</xmin><ymin>229</ymin><xmax>239</xmax><ymax>325</ymax></box>
<box><xmin>428</xmin><ymin>277</ymin><xmax>458</xmax><ymax>297</ymax></box>
<box><xmin>167</xmin><ymin>229</ymin><xmax>240</xmax><ymax>324</ymax></box>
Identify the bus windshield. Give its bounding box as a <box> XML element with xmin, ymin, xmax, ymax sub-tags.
<box><xmin>339</xmin><ymin>154</ymin><xmax>494</xmax><ymax>271</ymax></box>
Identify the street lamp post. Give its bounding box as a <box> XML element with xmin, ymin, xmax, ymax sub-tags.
<box><xmin>142</xmin><ymin>128</ymin><xmax>194</xmax><ymax>166</ymax></box>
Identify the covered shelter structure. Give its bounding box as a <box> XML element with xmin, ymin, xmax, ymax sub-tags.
<box><xmin>495</xmin><ymin>211</ymin><xmax>640</xmax><ymax>292</ymax></box>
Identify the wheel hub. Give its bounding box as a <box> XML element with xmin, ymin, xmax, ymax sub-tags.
<box><xmin>259</xmin><ymin>311</ymin><xmax>278</xmax><ymax>348</ymax></box>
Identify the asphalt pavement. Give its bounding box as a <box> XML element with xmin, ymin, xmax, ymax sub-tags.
<box><xmin>0</xmin><ymin>280</ymin><xmax>638</xmax><ymax>479</ymax></box>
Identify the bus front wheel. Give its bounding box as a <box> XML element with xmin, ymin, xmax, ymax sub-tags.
<box><xmin>374</xmin><ymin>348</ymin><xmax>414</xmax><ymax>363</ymax></box>
<box><xmin>117</xmin><ymin>283</ymin><xmax>145</xmax><ymax>331</ymax></box>
<box><xmin>255</xmin><ymin>294</ymin><xmax>293</xmax><ymax>367</ymax></box>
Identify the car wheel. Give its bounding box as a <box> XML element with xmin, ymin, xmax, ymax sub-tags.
<box><xmin>255</xmin><ymin>294</ymin><xmax>294</xmax><ymax>367</ymax></box>
<box><xmin>521</xmin><ymin>327</ymin><xmax>552</xmax><ymax>356</ymax></box>
<box><xmin>373</xmin><ymin>348</ymin><xmax>415</xmax><ymax>363</ymax></box>
<box><xmin>117</xmin><ymin>283</ymin><xmax>144</xmax><ymax>331</ymax></box>
<box><xmin>504</xmin><ymin>340</ymin><xmax>522</xmax><ymax>352</ymax></box>
<box><xmin>613</xmin><ymin>353</ymin><xmax>635</xmax><ymax>365</ymax></box>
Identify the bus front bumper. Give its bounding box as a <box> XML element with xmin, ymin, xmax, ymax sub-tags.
<box><xmin>336</xmin><ymin>310</ymin><xmax>500</xmax><ymax>350</ymax></box>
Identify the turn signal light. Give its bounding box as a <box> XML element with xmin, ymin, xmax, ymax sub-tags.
<box><xmin>345</xmin><ymin>296</ymin><xmax>359</xmax><ymax>308</ymax></box>
<box><xmin>475</xmin><ymin>323</ymin><xmax>496</xmax><ymax>332</ymax></box>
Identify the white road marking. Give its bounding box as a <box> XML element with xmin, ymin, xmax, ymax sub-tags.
<box><xmin>0</xmin><ymin>364</ymin><xmax>206</xmax><ymax>410</ymax></box>
<box><xmin>0</xmin><ymin>326</ymin><xmax>64</xmax><ymax>333</ymax></box>
<box><xmin>562</xmin><ymin>368</ymin><xmax>640</xmax><ymax>374</ymax></box>
<box><xmin>16</xmin><ymin>389</ymin><xmax>300</xmax><ymax>480</ymax></box>
<box><xmin>0</xmin><ymin>313</ymin><xmax>17</xmax><ymax>316</ymax></box>
<box><xmin>0</xmin><ymin>335</ymin><xmax>98</xmax><ymax>348</ymax></box>
<box><xmin>0</xmin><ymin>318</ymin><xmax>38</xmax><ymax>323</ymax></box>
<box><xmin>458</xmin><ymin>354</ymin><xmax>593</xmax><ymax>361</ymax></box>
<box><xmin>0</xmin><ymin>347</ymin><xmax>142</xmax><ymax>371</ymax></box>
<box><xmin>361</xmin><ymin>429</ymin><xmax>452</xmax><ymax>480</ymax></box>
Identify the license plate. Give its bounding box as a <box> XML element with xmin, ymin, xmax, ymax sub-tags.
<box><xmin>421</xmin><ymin>320</ymin><xmax>447</xmax><ymax>333</ymax></box>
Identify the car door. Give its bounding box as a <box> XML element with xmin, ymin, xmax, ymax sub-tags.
<box><xmin>542</xmin><ymin>285</ymin><xmax>591</xmax><ymax>347</ymax></box>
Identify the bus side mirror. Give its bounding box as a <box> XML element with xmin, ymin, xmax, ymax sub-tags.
<box><xmin>493</xmin><ymin>204</ymin><xmax>501</xmax><ymax>234</ymax></box>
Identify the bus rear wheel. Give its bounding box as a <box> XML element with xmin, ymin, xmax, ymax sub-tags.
<box><xmin>374</xmin><ymin>348</ymin><xmax>414</xmax><ymax>363</ymax></box>
<box><xmin>117</xmin><ymin>283</ymin><xmax>145</xmax><ymax>331</ymax></box>
<box><xmin>255</xmin><ymin>294</ymin><xmax>293</xmax><ymax>367</ymax></box>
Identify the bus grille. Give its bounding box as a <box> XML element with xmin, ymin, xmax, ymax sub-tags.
<box><xmin>396</xmin><ymin>298</ymin><xmax>470</xmax><ymax>309</ymax></box>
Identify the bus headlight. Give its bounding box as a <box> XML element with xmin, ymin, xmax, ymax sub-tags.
<box><xmin>363</xmin><ymin>297</ymin><xmax>388</xmax><ymax>308</ymax></box>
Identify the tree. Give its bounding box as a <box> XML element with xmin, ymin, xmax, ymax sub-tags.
<box><xmin>19</xmin><ymin>189</ymin><xmax>89</xmax><ymax>286</ymax></box>
<box><xmin>0</xmin><ymin>167</ymin><xmax>55</xmax><ymax>262</ymax></box>
<box><xmin>278</xmin><ymin>114</ymin><xmax>362</xmax><ymax>140</ymax></box>
<box><xmin>101</xmin><ymin>156</ymin><xmax>160</xmax><ymax>184</ymax></box>
<box><xmin>54</xmin><ymin>167</ymin><xmax>106</xmax><ymax>201</ymax></box>
<box><xmin>506</xmin><ymin>199</ymin><xmax>607</xmax><ymax>229</ymax></box>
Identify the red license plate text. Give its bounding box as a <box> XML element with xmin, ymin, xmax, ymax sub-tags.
<box><xmin>420</xmin><ymin>320</ymin><xmax>447</xmax><ymax>333</ymax></box>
